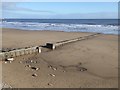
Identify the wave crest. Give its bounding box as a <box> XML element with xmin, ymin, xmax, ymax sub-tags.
<box><xmin>0</xmin><ymin>21</ymin><xmax>118</xmax><ymax>34</ymax></box>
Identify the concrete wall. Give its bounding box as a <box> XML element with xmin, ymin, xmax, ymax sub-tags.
<box><xmin>0</xmin><ymin>33</ymin><xmax>100</xmax><ymax>60</ymax></box>
<box><xmin>0</xmin><ymin>46</ymin><xmax>41</xmax><ymax>60</ymax></box>
<box><xmin>0</xmin><ymin>53</ymin><xmax>5</xmax><ymax>60</ymax></box>
<box><xmin>46</xmin><ymin>33</ymin><xmax>100</xmax><ymax>50</ymax></box>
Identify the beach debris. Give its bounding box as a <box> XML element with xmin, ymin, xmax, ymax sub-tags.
<box><xmin>32</xmin><ymin>73</ymin><xmax>38</xmax><ymax>77</ymax></box>
<box><xmin>6</xmin><ymin>58</ymin><xmax>14</xmax><ymax>61</ymax></box>
<box><xmin>49</xmin><ymin>74</ymin><xmax>56</xmax><ymax>77</ymax></box>
<box><xmin>9</xmin><ymin>85</ymin><xmax>12</xmax><ymax>88</ymax></box>
<box><xmin>48</xmin><ymin>65</ymin><xmax>57</xmax><ymax>71</ymax></box>
<box><xmin>48</xmin><ymin>83</ymin><xmax>53</xmax><ymax>86</ymax></box>
<box><xmin>26</xmin><ymin>65</ymin><xmax>31</xmax><ymax>68</ymax></box>
<box><xmin>78</xmin><ymin>62</ymin><xmax>82</xmax><ymax>65</ymax></box>
<box><xmin>2</xmin><ymin>83</ymin><xmax>12</xmax><ymax>88</ymax></box>
<box><xmin>63</xmin><ymin>70</ymin><xmax>66</xmax><ymax>72</ymax></box>
<box><xmin>29</xmin><ymin>60</ymin><xmax>37</xmax><ymax>63</ymax></box>
<box><xmin>33</xmin><ymin>61</ymin><xmax>37</xmax><ymax>63</ymax></box>
<box><xmin>30</xmin><ymin>60</ymin><xmax>33</xmax><ymax>63</ymax></box>
<box><xmin>48</xmin><ymin>65</ymin><xmax>52</xmax><ymax>69</ymax></box>
<box><xmin>52</xmin><ymin>67</ymin><xmax>57</xmax><ymax>71</ymax></box>
<box><xmin>4</xmin><ymin>61</ymin><xmax>7</xmax><ymax>64</ymax></box>
<box><xmin>19</xmin><ymin>61</ymin><xmax>22</xmax><ymax>64</ymax></box>
<box><xmin>79</xmin><ymin>67</ymin><xmax>87</xmax><ymax>72</ymax></box>
<box><xmin>31</xmin><ymin>67</ymin><xmax>39</xmax><ymax>70</ymax></box>
<box><xmin>32</xmin><ymin>61</ymin><xmax>38</xmax><ymax>64</ymax></box>
<box><xmin>9</xmin><ymin>61</ymin><xmax>12</xmax><ymax>63</ymax></box>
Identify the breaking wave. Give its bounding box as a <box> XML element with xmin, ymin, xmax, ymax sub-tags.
<box><xmin>0</xmin><ymin>21</ymin><xmax>119</xmax><ymax>35</ymax></box>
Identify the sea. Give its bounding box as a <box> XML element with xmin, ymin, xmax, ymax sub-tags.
<box><xmin>0</xmin><ymin>19</ymin><xmax>119</xmax><ymax>35</ymax></box>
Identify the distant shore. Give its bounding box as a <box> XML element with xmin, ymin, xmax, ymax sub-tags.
<box><xmin>1</xmin><ymin>28</ymin><xmax>118</xmax><ymax>88</ymax></box>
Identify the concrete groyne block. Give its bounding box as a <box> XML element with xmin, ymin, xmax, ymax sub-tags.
<box><xmin>29</xmin><ymin>48</ymin><xmax>33</xmax><ymax>54</ymax></box>
<box><xmin>0</xmin><ymin>53</ymin><xmax>5</xmax><ymax>60</ymax></box>
<box><xmin>36</xmin><ymin>47</ymin><xmax>41</xmax><ymax>53</ymax></box>
<box><xmin>19</xmin><ymin>49</ymin><xmax>25</xmax><ymax>56</ymax></box>
<box><xmin>24</xmin><ymin>48</ymin><xmax>31</xmax><ymax>54</ymax></box>
<box><xmin>31</xmin><ymin>46</ymin><xmax>38</xmax><ymax>53</ymax></box>
<box><xmin>32</xmin><ymin>49</ymin><xmax>37</xmax><ymax>53</ymax></box>
<box><xmin>25</xmin><ymin>48</ymin><xmax>34</xmax><ymax>54</ymax></box>
<box><xmin>46</xmin><ymin>43</ymin><xmax>55</xmax><ymax>50</ymax></box>
<box><xmin>24</xmin><ymin>49</ymin><xmax>29</xmax><ymax>55</ymax></box>
<box><xmin>9</xmin><ymin>51</ymin><xmax>16</xmax><ymax>57</ymax></box>
<box><xmin>0</xmin><ymin>46</ymin><xmax>42</xmax><ymax>60</ymax></box>
<box><xmin>4</xmin><ymin>52</ymin><xmax>11</xmax><ymax>59</ymax></box>
<box><xmin>15</xmin><ymin>50</ymin><xmax>21</xmax><ymax>57</ymax></box>
<box><xmin>0</xmin><ymin>52</ymin><xmax>13</xmax><ymax>59</ymax></box>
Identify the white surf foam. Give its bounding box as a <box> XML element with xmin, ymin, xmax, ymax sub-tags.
<box><xmin>0</xmin><ymin>21</ymin><xmax>119</xmax><ymax>35</ymax></box>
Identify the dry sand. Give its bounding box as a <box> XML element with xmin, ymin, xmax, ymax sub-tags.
<box><xmin>1</xmin><ymin>28</ymin><xmax>118</xmax><ymax>88</ymax></box>
<box><xmin>2</xmin><ymin>28</ymin><xmax>92</xmax><ymax>49</ymax></box>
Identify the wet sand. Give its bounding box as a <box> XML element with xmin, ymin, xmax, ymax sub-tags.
<box><xmin>1</xmin><ymin>28</ymin><xmax>118</xmax><ymax>88</ymax></box>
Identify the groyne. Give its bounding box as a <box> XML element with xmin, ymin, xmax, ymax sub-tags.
<box><xmin>0</xmin><ymin>33</ymin><xmax>100</xmax><ymax>60</ymax></box>
<box><xmin>46</xmin><ymin>33</ymin><xmax>100</xmax><ymax>50</ymax></box>
<box><xmin>0</xmin><ymin>46</ymin><xmax>41</xmax><ymax>60</ymax></box>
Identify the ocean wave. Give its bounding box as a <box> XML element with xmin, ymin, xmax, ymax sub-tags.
<box><xmin>0</xmin><ymin>21</ymin><xmax>119</xmax><ymax>34</ymax></box>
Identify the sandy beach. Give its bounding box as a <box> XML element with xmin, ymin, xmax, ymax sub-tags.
<box><xmin>1</xmin><ymin>28</ymin><xmax>118</xmax><ymax>88</ymax></box>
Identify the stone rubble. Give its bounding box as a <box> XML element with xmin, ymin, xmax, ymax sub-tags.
<box><xmin>32</xmin><ymin>73</ymin><xmax>38</xmax><ymax>77</ymax></box>
<box><xmin>26</xmin><ymin>65</ymin><xmax>31</xmax><ymax>68</ymax></box>
<box><xmin>47</xmin><ymin>83</ymin><xmax>53</xmax><ymax>86</ymax></box>
<box><xmin>19</xmin><ymin>61</ymin><xmax>22</xmax><ymax>63</ymax></box>
<box><xmin>52</xmin><ymin>67</ymin><xmax>57</xmax><ymax>71</ymax></box>
<box><xmin>31</xmin><ymin>67</ymin><xmax>39</xmax><ymax>71</ymax></box>
<box><xmin>6</xmin><ymin>58</ymin><xmax>14</xmax><ymax>61</ymax></box>
<box><xmin>4</xmin><ymin>61</ymin><xmax>7</xmax><ymax>64</ymax></box>
<box><xmin>49</xmin><ymin>74</ymin><xmax>56</xmax><ymax>77</ymax></box>
<box><xmin>79</xmin><ymin>67</ymin><xmax>87</xmax><ymax>72</ymax></box>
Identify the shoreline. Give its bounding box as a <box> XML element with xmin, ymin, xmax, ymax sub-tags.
<box><xmin>1</xmin><ymin>27</ymin><xmax>119</xmax><ymax>36</ymax></box>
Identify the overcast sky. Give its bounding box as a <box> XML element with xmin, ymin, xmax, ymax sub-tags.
<box><xmin>2</xmin><ymin>2</ymin><xmax>118</xmax><ymax>19</ymax></box>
